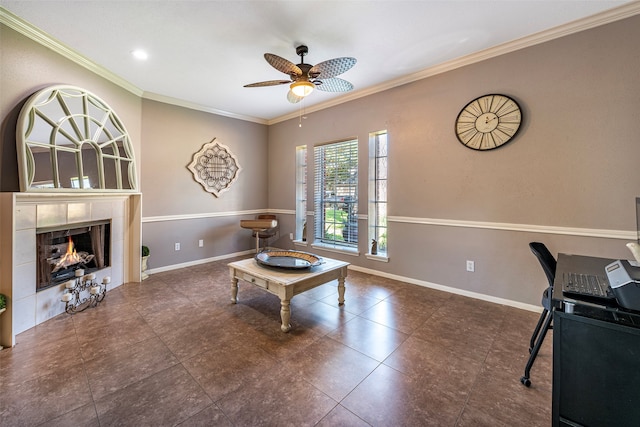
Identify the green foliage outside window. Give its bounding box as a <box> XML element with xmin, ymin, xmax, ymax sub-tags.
<box><xmin>324</xmin><ymin>209</ymin><xmax>348</xmax><ymax>241</ymax></box>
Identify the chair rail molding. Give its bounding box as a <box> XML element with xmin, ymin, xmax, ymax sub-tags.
<box><xmin>146</xmin><ymin>209</ymin><xmax>635</xmax><ymax>240</ymax></box>
<box><xmin>388</xmin><ymin>215</ymin><xmax>634</xmax><ymax>240</ymax></box>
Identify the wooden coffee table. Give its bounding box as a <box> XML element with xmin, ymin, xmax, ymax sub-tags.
<box><xmin>228</xmin><ymin>256</ymin><xmax>349</xmax><ymax>332</ymax></box>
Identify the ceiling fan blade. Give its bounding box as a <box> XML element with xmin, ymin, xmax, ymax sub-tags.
<box><xmin>287</xmin><ymin>90</ymin><xmax>303</xmax><ymax>104</ymax></box>
<box><xmin>309</xmin><ymin>57</ymin><xmax>356</xmax><ymax>79</ymax></box>
<box><xmin>265</xmin><ymin>53</ymin><xmax>302</xmax><ymax>77</ymax></box>
<box><xmin>244</xmin><ymin>80</ymin><xmax>291</xmax><ymax>88</ymax></box>
<box><xmin>315</xmin><ymin>77</ymin><xmax>354</xmax><ymax>92</ymax></box>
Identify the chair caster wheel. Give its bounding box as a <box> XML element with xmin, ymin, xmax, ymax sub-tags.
<box><xmin>520</xmin><ymin>376</ymin><xmax>531</xmax><ymax>387</ymax></box>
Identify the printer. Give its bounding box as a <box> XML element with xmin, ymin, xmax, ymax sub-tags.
<box><xmin>605</xmin><ymin>259</ymin><xmax>640</xmax><ymax>311</ymax></box>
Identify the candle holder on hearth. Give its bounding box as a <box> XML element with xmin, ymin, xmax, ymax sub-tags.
<box><xmin>60</xmin><ymin>269</ymin><xmax>109</xmax><ymax>314</ymax></box>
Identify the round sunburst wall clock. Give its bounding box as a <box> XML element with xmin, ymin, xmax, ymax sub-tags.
<box><xmin>187</xmin><ymin>138</ymin><xmax>242</xmax><ymax>197</ymax></box>
<box><xmin>455</xmin><ymin>94</ymin><xmax>523</xmax><ymax>151</ymax></box>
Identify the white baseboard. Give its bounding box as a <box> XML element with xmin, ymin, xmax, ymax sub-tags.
<box><xmin>145</xmin><ymin>249</ymin><xmax>254</xmax><ymax>275</ymax></box>
<box><xmin>347</xmin><ymin>264</ymin><xmax>542</xmax><ymax>313</ymax></box>
<box><xmin>146</xmin><ymin>250</ymin><xmax>542</xmax><ymax>313</ymax></box>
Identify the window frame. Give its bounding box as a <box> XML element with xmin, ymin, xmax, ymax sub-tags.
<box><xmin>367</xmin><ymin>130</ymin><xmax>389</xmax><ymax>260</ymax></box>
<box><xmin>16</xmin><ymin>85</ymin><xmax>138</xmax><ymax>192</ymax></box>
<box><xmin>312</xmin><ymin>138</ymin><xmax>359</xmax><ymax>253</ymax></box>
<box><xmin>295</xmin><ymin>145</ymin><xmax>308</xmax><ymax>241</ymax></box>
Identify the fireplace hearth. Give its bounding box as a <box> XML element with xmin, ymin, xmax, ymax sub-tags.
<box><xmin>36</xmin><ymin>220</ymin><xmax>111</xmax><ymax>292</ymax></box>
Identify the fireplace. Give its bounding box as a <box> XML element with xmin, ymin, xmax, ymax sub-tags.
<box><xmin>0</xmin><ymin>194</ymin><xmax>141</xmax><ymax>349</ymax></box>
<box><xmin>36</xmin><ymin>220</ymin><xmax>111</xmax><ymax>291</ymax></box>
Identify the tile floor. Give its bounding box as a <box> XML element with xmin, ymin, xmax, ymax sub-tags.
<box><xmin>0</xmin><ymin>256</ymin><xmax>552</xmax><ymax>426</ymax></box>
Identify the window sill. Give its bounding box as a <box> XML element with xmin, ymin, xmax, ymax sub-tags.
<box><xmin>293</xmin><ymin>240</ymin><xmax>308</xmax><ymax>247</ymax></box>
<box><xmin>311</xmin><ymin>242</ymin><xmax>360</xmax><ymax>257</ymax></box>
<box><xmin>365</xmin><ymin>253</ymin><xmax>389</xmax><ymax>262</ymax></box>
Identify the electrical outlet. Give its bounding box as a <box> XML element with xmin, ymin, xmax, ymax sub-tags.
<box><xmin>175</xmin><ymin>242</ymin><xmax>180</xmax><ymax>251</ymax></box>
<box><xmin>289</xmin><ymin>233</ymin><xmax>294</xmax><ymax>240</ymax></box>
<box><xmin>198</xmin><ymin>239</ymin><xmax>204</xmax><ymax>247</ymax></box>
<box><xmin>466</xmin><ymin>260</ymin><xmax>475</xmax><ymax>272</ymax></box>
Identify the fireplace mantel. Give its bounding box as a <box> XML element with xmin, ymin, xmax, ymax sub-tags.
<box><xmin>0</xmin><ymin>192</ymin><xmax>142</xmax><ymax>348</ymax></box>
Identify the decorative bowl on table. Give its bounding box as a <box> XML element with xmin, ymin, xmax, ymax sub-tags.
<box><xmin>255</xmin><ymin>250</ymin><xmax>323</xmax><ymax>269</ymax></box>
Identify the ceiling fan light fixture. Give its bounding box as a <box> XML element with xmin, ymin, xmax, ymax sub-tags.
<box><xmin>290</xmin><ymin>81</ymin><xmax>314</xmax><ymax>97</ymax></box>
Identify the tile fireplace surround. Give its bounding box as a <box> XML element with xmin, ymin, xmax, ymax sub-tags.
<box><xmin>0</xmin><ymin>193</ymin><xmax>142</xmax><ymax>348</ymax></box>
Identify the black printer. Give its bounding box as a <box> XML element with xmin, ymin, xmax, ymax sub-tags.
<box><xmin>605</xmin><ymin>259</ymin><xmax>640</xmax><ymax>311</ymax></box>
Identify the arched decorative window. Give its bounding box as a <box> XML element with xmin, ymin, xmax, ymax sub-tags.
<box><xmin>16</xmin><ymin>85</ymin><xmax>138</xmax><ymax>192</ymax></box>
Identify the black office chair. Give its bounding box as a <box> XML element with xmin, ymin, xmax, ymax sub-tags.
<box><xmin>521</xmin><ymin>241</ymin><xmax>557</xmax><ymax>387</ymax></box>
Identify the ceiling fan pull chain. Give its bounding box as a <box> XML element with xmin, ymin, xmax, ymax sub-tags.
<box><xmin>298</xmin><ymin>98</ymin><xmax>308</xmax><ymax>127</ymax></box>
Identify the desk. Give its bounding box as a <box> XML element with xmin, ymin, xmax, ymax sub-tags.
<box><xmin>228</xmin><ymin>256</ymin><xmax>349</xmax><ymax>332</ymax></box>
<box><xmin>552</xmin><ymin>254</ymin><xmax>640</xmax><ymax>427</ymax></box>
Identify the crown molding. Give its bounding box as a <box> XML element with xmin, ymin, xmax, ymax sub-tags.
<box><xmin>267</xmin><ymin>1</ymin><xmax>640</xmax><ymax>125</ymax></box>
<box><xmin>3</xmin><ymin>3</ymin><xmax>639</xmax><ymax>125</ymax></box>
<box><xmin>0</xmin><ymin>7</ymin><xmax>144</xmax><ymax>97</ymax></box>
<box><xmin>142</xmin><ymin>92</ymin><xmax>267</xmax><ymax>125</ymax></box>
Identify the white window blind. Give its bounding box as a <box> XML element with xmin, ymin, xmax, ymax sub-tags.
<box><xmin>314</xmin><ymin>139</ymin><xmax>358</xmax><ymax>248</ymax></box>
<box><xmin>368</xmin><ymin>131</ymin><xmax>388</xmax><ymax>255</ymax></box>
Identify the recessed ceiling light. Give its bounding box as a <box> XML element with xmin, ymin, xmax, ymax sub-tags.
<box><xmin>131</xmin><ymin>49</ymin><xmax>148</xmax><ymax>60</ymax></box>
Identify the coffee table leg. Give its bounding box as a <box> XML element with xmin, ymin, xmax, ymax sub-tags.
<box><xmin>231</xmin><ymin>276</ymin><xmax>238</xmax><ymax>304</ymax></box>
<box><xmin>338</xmin><ymin>276</ymin><xmax>346</xmax><ymax>306</ymax></box>
<box><xmin>280</xmin><ymin>299</ymin><xmax>292</xmax><ymax>332</ymax></box>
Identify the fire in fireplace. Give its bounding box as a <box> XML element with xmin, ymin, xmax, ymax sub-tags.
<box><xmin>36</xmin><ymin>220</ymin><xmax>111</xmax><ymax>291</ymax></box>
<box><xmin>53</xmin><ymin>236</ymin><xmax>95</xmax><ymax>273</ymax></box>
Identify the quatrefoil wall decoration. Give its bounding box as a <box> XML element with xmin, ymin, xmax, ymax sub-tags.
<box><xmin>187</xmin><ymin>138</ymin><xmax>241</xmax><ymax>197</ymax></box>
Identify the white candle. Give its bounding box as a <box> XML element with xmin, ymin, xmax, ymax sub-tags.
<box><xmin>90</xmin><ymin>286</ymin><xmax>100</xmax><ymax>295</ymax></box>
<box><xmin>74</xmin><ymin>269</ymin><xmax>84</xmax><ymax>277</ymax></box>
<box><xmin>61</xmin><ymin>293</ymin><xmax>72</xmax><ymax>302</ymax></box>
<box><xmin>102</xmin><ymin>276</ymin><xmax>111</xmax><ymax>284</ymax></box>
<box><xmin>65</xmin><ymin>280</ymin><xmax>76</xmax><ymax>289</ymax></box>
<box><xmin>87</xmin><ymin>273</ymin><xmax>96</xmax><ymax>281</ymax></box>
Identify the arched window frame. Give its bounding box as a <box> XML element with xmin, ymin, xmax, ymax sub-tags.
<box><xmin>16</xmin><ymin>85</ymin><xmax>138</xmax><ymax>192</ymax></box>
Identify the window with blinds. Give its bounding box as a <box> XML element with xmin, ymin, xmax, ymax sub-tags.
<box><xmin>295</xmin><ymin>145</ymin><xmax>307</xmax><ymax>241</ymax></box>
<box><xmin>368</xmin><ymin>131</ymin><xmax>388</xmax><ymax>256</ymax></box>
<box><xmin>314</xmin><ymin>139</ymin><xmax>358</xmax><ymax>248</ymax></box>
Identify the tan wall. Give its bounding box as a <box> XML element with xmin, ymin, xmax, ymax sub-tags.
<box><xmin>139</xmin><ymin>99</ymin><xmax>268</xmax><ymax>267</ymax></box>
<box><xmin>267</xmin><ymin>14</ymin><xmax>640</xmax><ymax>305</ymax></box>
<box><xmin>3</xmin><ymin>15</ymin><xmax>640</xmax><ymax>307</ymax></box>
<box><xmin>0</xmin><ymin>25</ymin><xmax>270</xmax><ymax>272</ymax></box>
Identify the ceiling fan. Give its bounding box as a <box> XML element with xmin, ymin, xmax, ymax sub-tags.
<box><xmin>244</xmin><ymin>45</ymin><xmax>357</xmax><ymax>103</ymax></box>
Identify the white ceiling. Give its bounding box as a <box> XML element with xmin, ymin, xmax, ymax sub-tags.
<box><xmin>1</xmin><ymin>1</ymin><xmax>637</xmax><ymax>123</ymax></box>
